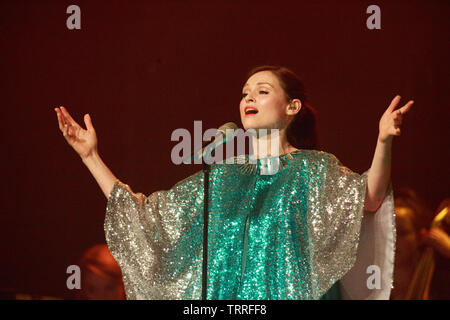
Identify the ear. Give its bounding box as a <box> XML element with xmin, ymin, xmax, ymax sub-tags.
<box><xmin>286</xmin><ymin>99</ymin><xmax>302</xmax><ymax>116</ymax></box>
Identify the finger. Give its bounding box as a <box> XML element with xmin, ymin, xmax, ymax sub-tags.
<box><xmin>398</xmin><ymin>100</ymin><xmax>414</xmax><ymax>114</ymax></box>
<box><xmin>60</xmin><ymin>106</ymin><xmax>80</xmax><ymax>128</ymax></box>
<box><xmin>66</xmin><ymin>124</ymin><xmax>72</xmax><ymax>137</ymax></box>
<box><xmin>84</xmin><ymin>114</ymin><xmax>95</xmax><ymax>132</ymax></box>
<box><xmin>69</xmin><ymin>125</ymin><xmax>78</xmax><ymax>139</ymax></box>
<box><xmin>62</xmin><ymin>123</ymin><xmax>69</xmax><ymax>138</ymax></box>
<box><xmin>55</xmin><ymin>108</ymin><xmax>65</xmax><ymax>126</ymax></box>
<box><xmin>60</xmin><ymin>106</ymin><xmax>75</xmax><ymax>125</ymax></box>
<box><xmin>56</xmin><ymin>107</ymin><xmax>69</xmax><ymax>127</ymax></box>
<box><xmin>55</xmin><ymin>109</ymin><xmax>65</xmax><ymax>131</ymax></box>
<box><xmin>385</xmin><ymin>95</ymin><xmax>401</xmax><ymax>114</ymax></box>
<box><xmin>65</xmin><ymin>121</ymin><xmax>75</xmax><ymax>138</ymax></box>
<box><xmin>393</xmin><ymin>111</ymin><xmax>402</xmax><ymax>120</ymax></box>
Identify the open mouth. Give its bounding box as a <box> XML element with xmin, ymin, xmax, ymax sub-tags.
<box><xmin>244</xmin><ymin>106</ymin><xmax>259</xmax><ymax>116</ymax></box>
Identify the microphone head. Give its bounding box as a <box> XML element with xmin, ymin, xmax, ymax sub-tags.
<box><xmin>218</xmin><ymin>122</ymin><xmax>238</xmax><ymax>136</ymax></box>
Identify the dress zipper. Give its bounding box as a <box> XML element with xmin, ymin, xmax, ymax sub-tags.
<box><xmin>241</xmin><ymin>215</ymin><xmax>250</xmax><ymax>283</ymax></box>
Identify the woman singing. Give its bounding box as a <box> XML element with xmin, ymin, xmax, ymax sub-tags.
<box><xmin>55</xmin><ymin>65</ymin><xmax>413</xmax><ymax>300</ymax></box>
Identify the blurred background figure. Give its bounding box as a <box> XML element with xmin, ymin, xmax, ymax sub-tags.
<box><xmin>422</xmin><ymin>198</ymin><xmax>450</xmax><ymax>300</ymax></box>
<box><xmin>391</xmin><ymin>187</ymin><xmax>430</xmax><ymax>300</ymax></box>
<box><xmin>392</xmin><ymin>188</ymin><xmax>450</xmax><ymax>300</ymax></box>
<box><xmin>74</xmin><ymin>244</ymin><xmax>125</xmax><ymax>300</ymax></box>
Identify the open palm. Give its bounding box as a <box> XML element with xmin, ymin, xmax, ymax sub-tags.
<box><xmin>55</xmin><ymin>106</ymin><xmax>98</xmax><ymax>159</ymax></box>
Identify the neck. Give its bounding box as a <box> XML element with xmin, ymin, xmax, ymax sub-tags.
<box><xmin>250</xmin><ymin>127</ymin><xmax>296</xmax><ymax>159</ymax></box>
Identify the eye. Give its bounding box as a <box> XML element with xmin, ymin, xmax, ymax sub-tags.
<box><xmin>241</xmin><ymin>91</ymin><xmax>268</xmax><ymax>98</ymax></box>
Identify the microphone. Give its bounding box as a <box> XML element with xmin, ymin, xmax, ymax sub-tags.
<box><xmin>185</xmin><ymin>122</ymin><xmax>238</xmax><ymax>164</ymax></box>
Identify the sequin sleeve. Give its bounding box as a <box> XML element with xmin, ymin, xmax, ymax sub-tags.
<box><xmin>308</xmin><ymin>152</ymin><xmax>395</xmax><ymax>300</ymax></box>
<box><xmin>104</xmin><ymin>172</ymin><xmax>204</xmax><ymax>300</ymax></box>
<box><xmin>339</xmin><ymin>173</ymin><xmax>395</xmax><ymax>300</ymax></box>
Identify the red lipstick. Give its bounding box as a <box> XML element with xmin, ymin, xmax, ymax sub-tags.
<box><xmin>244</xmin><ymin>106</ymin><xmax>259</xmax><ymax>116</ymax></box>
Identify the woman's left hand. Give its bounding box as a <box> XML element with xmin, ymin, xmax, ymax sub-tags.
<box><xmin>378</xmin><ymin>95</ymin><xmax>414</xmax><ymax>143</ymax></box>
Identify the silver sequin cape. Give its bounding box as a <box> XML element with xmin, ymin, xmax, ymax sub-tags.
<box><xmin>104</xmin><ymin>149</ymin><xmax>396</xmax><ymax>300</ymax></box>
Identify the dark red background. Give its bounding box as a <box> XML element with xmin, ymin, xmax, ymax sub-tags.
<box><xmin>1</xmin><ymin>0</ymin><xmax>449</xmax><ymax>298</ymax></box>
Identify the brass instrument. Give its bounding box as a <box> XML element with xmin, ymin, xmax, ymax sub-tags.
<box><xmin>405</xmin><ymin>205</ymin><xmax>449</xmax><ymax>299</ymax></box>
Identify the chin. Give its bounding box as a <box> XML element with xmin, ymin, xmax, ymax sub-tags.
<box><xmin>243</xmin><ymin>123</ymin><xmax>276</xmax><ymax>133</ymax></box>
<box><xmin>241</xmin><ymin>118</ymin><xmax>263</xmax><ymax>130</ymax></box>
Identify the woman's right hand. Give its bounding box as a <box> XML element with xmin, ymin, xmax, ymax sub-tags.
<box><xmin>55</xmin><ymin>106</ymin><xmax>98</xmax><ymax>160</ymax></box>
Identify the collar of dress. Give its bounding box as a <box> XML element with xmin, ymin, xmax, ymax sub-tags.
<box><xmin>229</xmin><ymin>149</ymin><xmax>301</xmax><ymax>175</ymax></box>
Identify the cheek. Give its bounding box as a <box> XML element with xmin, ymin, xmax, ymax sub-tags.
<box><xmin>239</xmin><ymin>100</ymin><xmax>245</xmax><ymax>112</ymax></box>
<box><xmin>260</xmin><ymin>97</ymin><xmax>285</xmax><ymax>117</ymax></box>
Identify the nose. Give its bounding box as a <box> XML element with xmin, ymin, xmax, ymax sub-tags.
<box><xmin>245</xmin><ymin>93</ymin><xmax>255</xmax><ymax>103</ymax></box>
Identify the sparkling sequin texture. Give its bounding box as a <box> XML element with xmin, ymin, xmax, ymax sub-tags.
<box><xmin>104</xmin><ymin>149</ymin><xmax>394</xmax><ymax>300</ymax></box>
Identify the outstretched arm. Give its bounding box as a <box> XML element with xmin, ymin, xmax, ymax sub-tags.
<box><xmin>55</xmin><ymin>106</ymin><xmax>119</xmax><ymax>199</ymax></box>
<box><xmin>364</xmin><ymin>95</ymin><xmax>413</xmax><ymax>212</ymax></box>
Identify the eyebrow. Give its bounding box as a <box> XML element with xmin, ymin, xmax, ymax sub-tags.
<box><xmin>243</xmin><ymin>82</ymin><xmax>274</xmax><ymax>89</ymax></box>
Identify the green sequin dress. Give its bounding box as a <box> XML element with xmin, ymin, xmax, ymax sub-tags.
<box><xmin>104</xmin><ymin>149</ymin><xmax>396</xmax><ymax>300</ymax></box>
